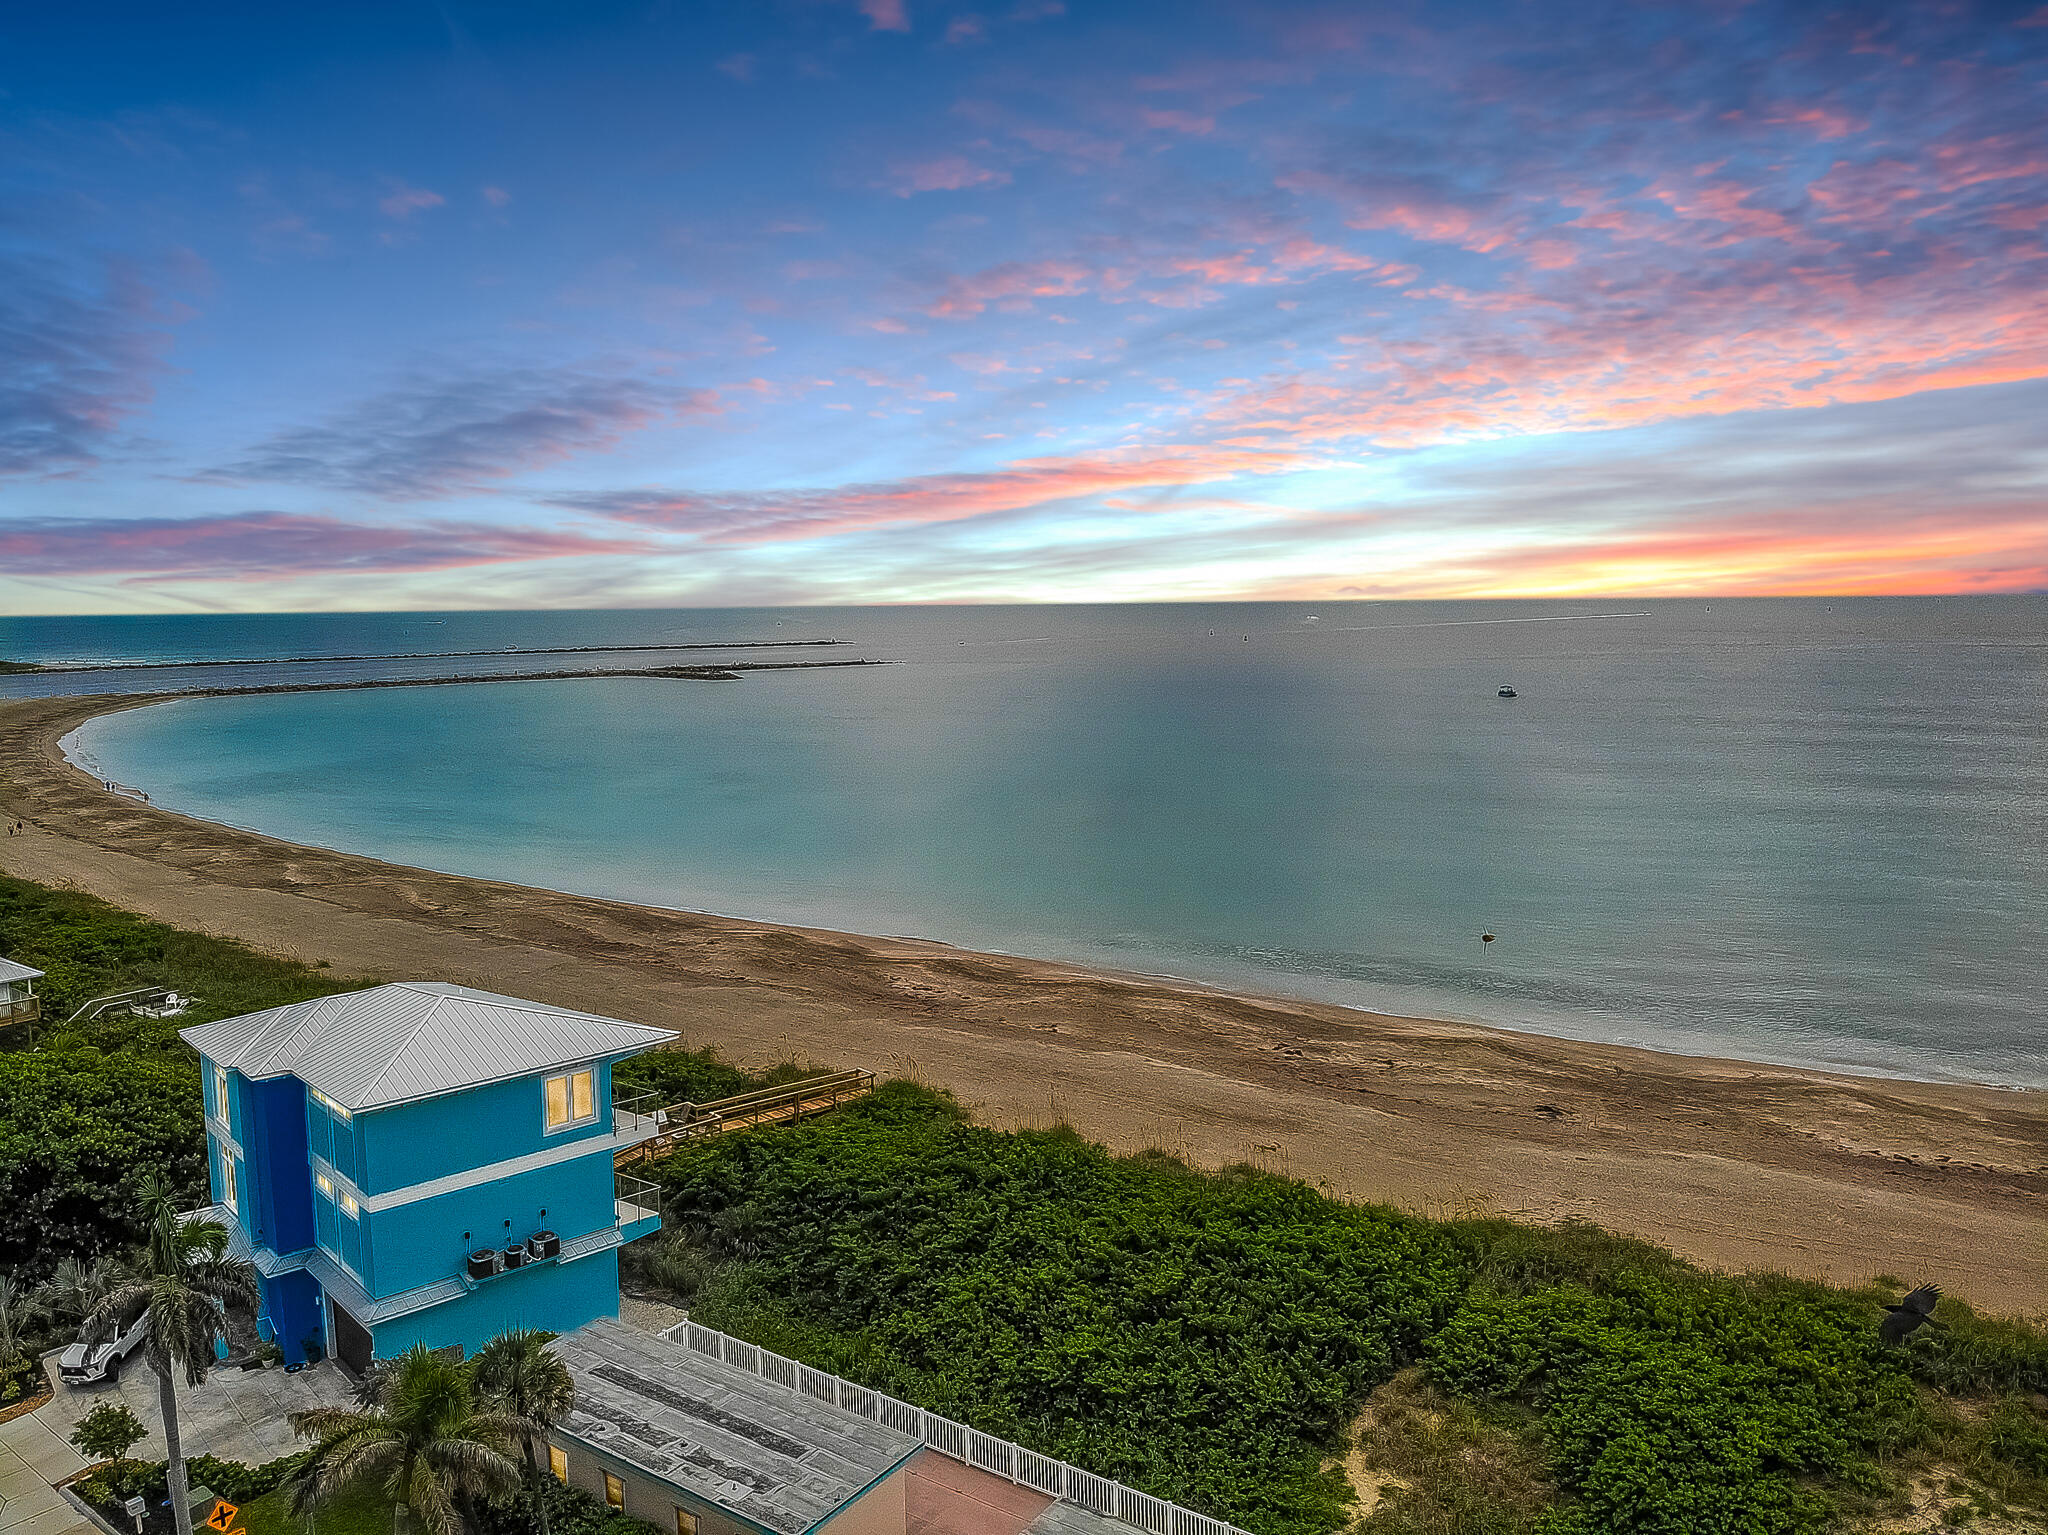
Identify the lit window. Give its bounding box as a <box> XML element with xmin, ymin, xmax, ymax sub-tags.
<box><xmin>675</xmin><ymin>1509</ymin><xmax>697</xmax><ymax>1535</ymax></box>
<box><xmin>311</xmin><ymin>1088</ymin><xmax>353</xmax><ymax>1123</ymax></box>
<box><xmin>220</xmin><ymin>1154</ymin><xmax>239</xmax><ymax>1213</ymax></box>
<box><xmin>603</xmin><ymin>1473</ymin><xmax>624</xmax><ymax>1512</ymax></box>
<box><xmin>548</xmin><ymin>1445</ymin><xmax>568</xmax><ymax>1484</ymax></box>
<box><xmin>544</xmin><ymin>1068</ymin><xmax>597</xmax><ymax>1131</ymax></box>
<box><xmin>212</xmin><ymin>1065</ymin><xmax>229</xmax><ymax>1121</ymax></box>
<box><xmin>340</xmin><ymin>1191</ymin><xmax>359</xmax><ymax>1218</ymax></box>
<box><xmin>316</xmin><ymin>1172</ymin><xmax>333</xmax><ymax>1197</ymax></box>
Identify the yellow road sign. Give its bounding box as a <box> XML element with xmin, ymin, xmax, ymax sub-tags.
<box><xmin>205</xmin><ymin>1500</ymin><xmax>239</xmax><ymax>1532</ymax></box>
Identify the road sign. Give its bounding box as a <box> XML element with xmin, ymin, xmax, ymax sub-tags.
<box><xmin>205</xmin><ymin>1499</ymin><xmax>239</xmax><ymax>1532</ymax></box>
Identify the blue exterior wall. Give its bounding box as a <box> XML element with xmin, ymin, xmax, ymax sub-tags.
<box><xmin>259</xmin><ymin>1270</ymin><xmax>325</xmax><ymax>1366</ymax></box>
<box><xmin>365</xmin><ymin>1155</ymin><xmax>617</xmax><ymax>1294</ymax></box>
<box><xmin>246</xmin><ymin>1076</ymin><xmax>314</xmax><ymax>1257</ymax></box>
<box><xmin>367</xmin><ymin>1250</ymin><xmax>624</xmax><ymax>1360</ymax></box>
<box><xmin>194</xmin><ymin>1046</ymin><xmax>653</xmax><ymax>1373</ymax></box>
<box><xmin>357</xmin><ymin>1062</ymin><xmax>619</xmax><ymax>1192</ymax></box>
<box><xmin>201</xmin><ymin>1055</ymin><xmax>252</xmax><ymax>1243</ymax></box>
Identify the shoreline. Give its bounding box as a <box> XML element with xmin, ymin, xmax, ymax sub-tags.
<box><xmin>5</xmin><ymin>689</ymin><xmax>2046</xmax><ymax>1311</ymax></box>
<box><xmin>63</xmin><ymin>697</ymin><xmax>2031</xmax><ymax>1099</ymax></box>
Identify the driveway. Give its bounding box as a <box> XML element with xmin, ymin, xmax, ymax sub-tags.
<box><xmin>1</xmin><ymin>1352</ymin><xmax>352</xmax><ymax>1535</ymax></box>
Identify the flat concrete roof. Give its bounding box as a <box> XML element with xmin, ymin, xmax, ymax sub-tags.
<box><xmin>551</xmin><ymin>1318</ymin><xmax>921</xmax><ymax>1535</ymax></box>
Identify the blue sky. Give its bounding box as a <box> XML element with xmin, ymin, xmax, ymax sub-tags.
<box><xmin>4</xmin><ymin>0</ymin><xmax>2047</xmax><ymax>612</ymax></box>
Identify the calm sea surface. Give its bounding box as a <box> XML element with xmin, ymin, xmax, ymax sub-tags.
<box><xmin>10</xmin><ymin>600</ymin><xmax>2044</xmax><ymax>1087</ymax></box>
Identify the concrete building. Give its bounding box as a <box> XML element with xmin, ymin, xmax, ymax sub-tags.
<box><xmin>546</xmin><ymin>1319</ymin><xmax>1159</xmax><ymax>1535</ymax></box>
<box><xmin>179</xmin><ymin>982</ymin><xmax>670</xmax><ymax>1371</ymax></box>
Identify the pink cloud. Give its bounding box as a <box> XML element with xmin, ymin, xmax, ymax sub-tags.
<box><xmin>557</xmin><ymin>445</ymin><xmax>1313</xmax><ymax>544</ymax></box>
<box><xmin>925</xmin><ymin>258</ymin><xmax>1089</xmax><ymax>316</ymax></box>
<box><xmin>859</xmin><ymin>0</ymin><xmax>910</xmax><ymax>32</ymax></box>
<box><xmin>378</xmin><ymin>182</ymin><xmax>445</xmax><ymax>219</ymax></box>
<box><xmin>1297</xmin><ymin>507</ymin><xmax>2048</xmax><ymax>601</ymax></box>
<box><xmin>884</xmin><ymin>155</ymin><xmax>1011</xmax><ymax>196</ymax></box>
<box><xmin>0</xmin><ymin>513</ymin><xmax>658</xmax><ymax>579</ymax></box>
<box><xmin>1140</xmin><ymin>109</ymin><xmax>1214</xmax><ymax>135</ymax></box>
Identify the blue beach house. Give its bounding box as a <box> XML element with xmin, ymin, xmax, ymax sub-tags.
<box><xmin>180</xmin><ymin>982</ymin><xmax>671</xmax><ymax>1373</ymax></box>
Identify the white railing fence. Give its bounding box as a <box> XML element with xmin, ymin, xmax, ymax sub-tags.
<box><xmin>663</xmin><ymin>1319</ymin><xmax>1251</xmax><ymax>1535</ymax></box>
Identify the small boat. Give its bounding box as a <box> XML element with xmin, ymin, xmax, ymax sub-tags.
<box><xmin>1498</xmin><ymin>686</ymin><xmax>1517</xmax><ymax>697</ymax></box>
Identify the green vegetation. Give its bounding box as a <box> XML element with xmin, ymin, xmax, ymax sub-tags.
<box><xmin>0</xmin><ymin>660</ymin><xmax>44</xmax><ymax>674</ymax></box>
<box><xmin>288</xmin><ymin>1345</ymin><xmax>526</xmax><ymax>1535</ymax></box>
<box><xmin>644</xmin><ymin>1083</ymin><xmax>2048</xmax><ymax>1535</ymax></box>
<box><xmin>6</xmin><ymin>873</ymin><xmax>2045</xmax><ymax>1535</ymax></box>
<box><xmin>242</xmin><ymin>1480</ymin><xmax>393</xmax><ymax>1535</ymax></box>
<box><xmin>70</xmin><ymin>1399</ymin><xmax>149</xmax><ymax>1463</ymax></box>
<box><xmin>0</xmin><ymin>874</ymin><xmax>361</xmax><ymax>1280</ymax></box>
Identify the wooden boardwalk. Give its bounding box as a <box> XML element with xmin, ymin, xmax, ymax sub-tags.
<box><xmin>614</xmin><ymin>1068</ymin><xmax>876</xmax><ymax>1167</ymax></box>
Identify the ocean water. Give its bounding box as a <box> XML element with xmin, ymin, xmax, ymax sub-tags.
<box><xmin>14</xmin><ymin>600</ymin><xmax>2046</xmax><ymax>1088</ymax></box>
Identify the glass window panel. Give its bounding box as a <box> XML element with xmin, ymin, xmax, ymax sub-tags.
<box><xmin>545</xmin><ymin>1074</ymin><xmax>570</xmax><ymax>1129</ymax></box>
<box><xmin>675</xmin><ymin>1509</ymin><xmax>696</xmax><ymax>1535</ymax></box>
<box><xmin>572</xmin><ymin>1071</ymin><xmax>594</xmax><ymax>1122</ymax></box>
<box><xmin>548</xmin><ymin>1446</ymin><xmax>568</xmax><ymax>1484</ymax></box>
<box><xmin>604</xmin><ymin>1474</ymin><xmax>624</xmax><ymax>1512</ymax></box>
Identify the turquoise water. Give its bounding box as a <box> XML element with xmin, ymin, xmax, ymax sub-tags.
<box><xmin>26</xmin><ymin>600</ymin><xmax>2047</xmax><ymax>1088</ymax></box>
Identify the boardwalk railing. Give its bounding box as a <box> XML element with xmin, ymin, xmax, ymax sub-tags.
<box><xmin>615</xmin><ymin>1069</ymin><xmax>877</xmax><ymax>1166</ymax></box>
<box><xmin>663</xmin><ymin>1319</ymin><xmax>1252</xmax><ymax>1535</ymax></box>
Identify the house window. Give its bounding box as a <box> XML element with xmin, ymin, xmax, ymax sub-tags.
<box><xmin>544</xmin><ymin>1068</ymin><xmax>597</xmax><ymax>1131</ymax></box>
<box><xmin>675</xmin><ymin>1508</ymin><xmax>697</xmax><ymax>1535</ymax></box>
<box><xmin>212</xmin><ymin>1064</ymin><xmax>230</xmax><ymax>1123</ymax></box>
<box><xmin>316</xmin><ymin>1172</ymin><xmax>333</xmax><ymax>1197</ymax></box>
<box><xmin>603</xmin><ymin>1473</ymin><xmax>625</xmax><ymax>1512</ymax></box>
<box><xmin>340</xmin><ymin>1191</ymin><xmax>360</xmax><ymax>1217</ymax></box>
<box><xmin>310</xmin><ymin>1087</ymin><xmax>353</xmax><ymax>1122</ymax></box>
<box><xmin>548</xmin><ymin>1445</ymin><xmax>568</xmax><ymax>1484</ymax></box>
<box><xmin>220</xmin><ymin>1153</ymin><xmax>239</xmax><ymax>1213</ymax></box>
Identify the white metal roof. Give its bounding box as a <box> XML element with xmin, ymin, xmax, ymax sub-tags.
<box><xmin>179</xmin><ymin>981</ymin><xmax>671</xmax><ymax>1112</ymax></box>
<box><xmin>0</xmin><ymin>957</ymin><xmax>43</xmax><ymax>983</ymax></box>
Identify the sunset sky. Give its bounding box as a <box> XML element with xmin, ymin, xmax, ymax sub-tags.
<box><xmin>5</xmin><ymin>0</ymin><xmax>2047</xmax><ymax>613</ymax></box>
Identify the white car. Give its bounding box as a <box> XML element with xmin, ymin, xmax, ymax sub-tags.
<box><xmin>59</xmin><ymin>1313</ymin><xmax>149</xmax><ymax>1385</ymax></box>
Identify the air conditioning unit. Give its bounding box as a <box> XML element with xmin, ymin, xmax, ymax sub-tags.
<box><xmin>503</xmin><ymin>1243</ymin><xmax>530</xmax><ymax>1269</ymax></box>
<box><xmin>528</xmin><ymin>1230</ymin><xmax>560</xmax><ymax>1260</ymax></box>
<box><xmin>467</xmin><ymin>1248</ymin><xmax>504</xmax><ymax>1281</ymax></box>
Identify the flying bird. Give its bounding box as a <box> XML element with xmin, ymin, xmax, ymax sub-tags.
<box><xmin>1879</xmin><ymin>1284</ymin><xmax>1945</xmax><ymax>1344</ymax></box>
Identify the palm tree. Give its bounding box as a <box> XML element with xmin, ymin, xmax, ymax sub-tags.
<box><xmin>39</xmin><ymin>1255</ymin><xmax>124</xmax><ymax>1326</ymax></box>
<box><xmin>84</xmin><ymin>1175</ymin><xmax>257</xmax><ymax>1535</ymax></box>
<box><xmin>471</xmin><ymin>1330</ymin><xmax>574</xmax><ymax>1535</ymax></box>
<box><xmin>0</xmin><ymin>1274</ymin><xmax>45</xmax><ymax>1369</ymax></box>
<box><xmin>288</xmin><ymin>1345</ymin><xmax>527</xmax><ymax>1535</ymax></box>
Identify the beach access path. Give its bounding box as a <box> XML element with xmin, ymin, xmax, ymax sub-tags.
<box><xmin>4</xmin><ymin>692</ymin><xmax>2045</xmax><ymax>1313</ymax></box>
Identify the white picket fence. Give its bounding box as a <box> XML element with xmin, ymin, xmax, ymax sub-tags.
<box><xmin>663</xmin><ymin>1319</ymin><xmax>1251</xmax><ymax>1535</ymax></box>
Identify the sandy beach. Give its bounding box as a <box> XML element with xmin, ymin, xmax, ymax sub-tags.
<box><xmin>4</xmin><ymin>690</ymin><xmax>2044</xmax><ymax>1313</ymax></box>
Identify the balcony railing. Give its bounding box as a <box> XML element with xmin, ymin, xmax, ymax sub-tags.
<box><xmin>0</xmin><ymin>997</ymin><xmax>38</xmax><ymax>1029</ymax></box>
<box><xmin>611</xmin><ymin>1085</ymin><xmax>663</xmax><ymax>1139</ymax></box>
<box><xmin>613</xmin><ymin>1069</ymin><xmax>877</xmax><ymax>1166</ymax></box>
<box><xmin>614</xmin><ymin>1170</ymin><xmax>661</xmax><ymax>1230</ymax></box>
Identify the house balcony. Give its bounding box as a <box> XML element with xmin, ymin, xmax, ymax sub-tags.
<box><xmin>611</xmin><ymin>1085</ymin><xmax>664</xmax><ymax>1143</ymax></box>
<box><xmin>0</xmin><ymin>997</ymin><xmax>38</xmax><ymax>1029</ymax></box>
<box><xmin>615</xmin><ymin>1170</ymin><xmax>662</xmax><ymax>1244</ymax></box>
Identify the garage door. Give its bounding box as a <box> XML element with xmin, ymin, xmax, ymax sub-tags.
<box><xmin>331</xmin><ymin>1301</ymin><xmax>373</xmax><ymax>1377</ymax></box>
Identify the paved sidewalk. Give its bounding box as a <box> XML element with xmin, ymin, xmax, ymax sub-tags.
<box><xmin>0</xmin><ymin>1352</ymin><xmax>352</xmax><ymax>1535</ymax></box>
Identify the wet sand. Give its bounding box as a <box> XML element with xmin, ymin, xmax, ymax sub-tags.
<box><xmin>5</xmin><ymin>691</ymin><xmax>2044</xmax><ymax>1312</ymax></box>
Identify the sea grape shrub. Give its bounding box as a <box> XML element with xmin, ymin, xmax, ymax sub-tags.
<box><xmin>660</xmin><ymin>1082</ymin><xmax>1471</xmax><ymax>1535</ymax></box>
<box><xmin>1425</xmin><ymin>1272</ymin><xmax>1920</xmax><ymax>1535</ymax></box>
<box><xmin>0</xmin><ymin>1051</ymin><xmax>206</xmax><ymax>1280</ymax></box>
<box><xmin>611</xmin><ymin>1047</ymin><xmax>751</xmax><ymax>1107</ymax></box>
